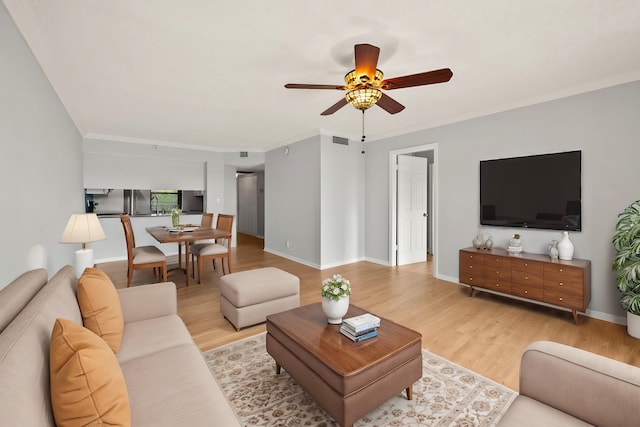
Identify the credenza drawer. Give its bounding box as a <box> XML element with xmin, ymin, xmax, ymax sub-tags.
<box><xmin>459</xmin><ymin>273</ymin><xmax>484</xmax><ymax>286</ymax></box>
<box><xmin>485</xmin><ymin>256</ymin><xmax>511</xmax><ymax>269</ymax></box>
<box><xmin>511</xmin><ymin>259</ymin><xmax>544</xmax><ymax>274</ymax></box>
<box><xmin>544</xmin><ymin>265</ymin><xmax>583</xmax><ymax>288</ymax></box>
<box><xmin>511</xmin><ymin>283</ymin><xmax>544</xmax><ymax>301</ymax></box>
<box><xmin>482</xmin><ymin>280</ymin><xmax>511</xmax><ymax>292</ymax></box>
<box><xmin>511</xmin><ymin>270</ymin><xmax>543</xmax><ymax>288</ymax></box>
<box><xmin>460</xmin><ymin>251</ymin><xmax>484</xmax><ymax>263</ymax></box>
<box><xmin>543</xmin><ymin>289</ymin><xmax>584</xmax><ymax>310</ymax></box>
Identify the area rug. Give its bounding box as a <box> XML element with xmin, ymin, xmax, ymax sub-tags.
<box><xmin>203</xmin><ymin>333</ymin><xmax>516</xmax><ymax>426</ymax></box>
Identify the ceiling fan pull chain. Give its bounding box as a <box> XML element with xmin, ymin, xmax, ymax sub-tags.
<box><xmin>361</xmin><ymin>110</ymin><xmax>366</xmax><ymax>154</ymax></box>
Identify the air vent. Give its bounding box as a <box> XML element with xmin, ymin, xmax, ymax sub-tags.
<box><xmin>240</xmin><ymin>151</ymin><xmax>248</xmax><ymax>157</ymax></box>
<box><xmin>332</xmin><ymin>136</ymin><xmax>349</xmax><ymax>146</ymax></box>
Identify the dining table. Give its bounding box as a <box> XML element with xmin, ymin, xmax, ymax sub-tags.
<box><xmin>146</xmin><ymin>226</ymin><xmax>232</xmax><ymax>286</ymax></box>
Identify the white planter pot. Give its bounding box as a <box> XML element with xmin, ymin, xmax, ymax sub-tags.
<box><xmin>322</xmin><ymin>296</ymin><xmax>349</xmax><ymax>324</ymax></box>
<box><xmin>627</xmin><ymin>311</ymin><xmax>640</xmax><ymax>339</ymax></box>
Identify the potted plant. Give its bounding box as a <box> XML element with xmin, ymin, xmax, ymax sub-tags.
<box><xmin>612</xmin><ymin>199</ymin><xmax>640</xmax><ymax>338</ymax></box>
<box><xmin>321</xmin><ymin>274</ymin><xmax>351</xmax><ymax>324</ymax></box>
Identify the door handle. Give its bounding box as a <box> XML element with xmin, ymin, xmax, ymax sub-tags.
<box><xmin>423</xmin><ymin>213</ymin><xmax>427</xmax><ymax>217</ymax></box>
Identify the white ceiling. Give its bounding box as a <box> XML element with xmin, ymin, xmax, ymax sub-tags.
<box><xmin>5</xmin><ymin>0</ymin><xmax>640</xmax><ymax>152</ymax></box>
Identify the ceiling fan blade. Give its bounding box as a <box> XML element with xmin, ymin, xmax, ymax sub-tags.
<box><xmin>354</xmin><ymin>44</ymin><xmax>380</xmax><ymax>83</ymax></box>
<box><xmin>321</xmin><ymin>98</ymin><xmax>348</xmax><ymax>116</ymax></box>
<box><xmin>381</xmin><ymin>68</ymin><xmax>453</xmax><ymax>90</ymax></box>
<box><xmin>285</xmin><ymin>83</ymin><xmax>346</xmax><ymax>90</ymax></box>
<box><xmin>376</xmin><ymin>93</ymin><xmax>405</xmax><ymax>114</ymax></box>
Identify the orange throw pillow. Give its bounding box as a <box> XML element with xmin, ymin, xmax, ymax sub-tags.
<box><xmin>50</xmin><ymin>318</ymin><xmax>131</xmax><ymax>427</ymax></box>
<box><xmin>77</xmin><ymin>267</ymin><xmax>124</xmax><ymax>352</ymax></box>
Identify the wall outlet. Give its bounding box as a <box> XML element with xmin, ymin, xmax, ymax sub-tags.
<box><xmin>285</xmin><ymin>241</ymin><xmax>290</xmax><ymax>248</ymax></box>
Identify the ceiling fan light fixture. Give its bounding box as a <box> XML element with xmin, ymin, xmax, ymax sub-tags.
<box><xmin>345</xmin><ymin>88</ymin><xmax>382</xmax><ymax>111</ymax></box>
<box><xmin>344</xmin><ymin>69</ymin><xmax>384</xmax><ymax>88</ymax></box>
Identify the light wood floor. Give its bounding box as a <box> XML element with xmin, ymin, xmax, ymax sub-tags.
<box><xmin>99</xmin><ymin>233</ymin><xmax>640</xmax><ymax>391</ymax></box>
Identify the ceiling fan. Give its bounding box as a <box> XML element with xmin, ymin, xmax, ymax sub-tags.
<box><xmin>285</xmin><ymin>43</ymin><xmax>453</xmax><ymax>116</ymax></box>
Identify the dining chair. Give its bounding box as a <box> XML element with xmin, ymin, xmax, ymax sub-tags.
<box><xmin>119</xmin><ymin>214</ymin><xmax>167</xmax><ymax>287</ymax></box>
<box><xmin>190</xmin><ymin>213</ymin><xmax>234</xmax><ymax>283</ymax></box>
<box><xmin>178</xmin><ymin>212</ymin><xmax>214</xmax><ymax>268</ymax></box>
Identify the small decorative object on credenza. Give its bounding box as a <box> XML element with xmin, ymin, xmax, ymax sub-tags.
<box><xmin>508</xmin><ymin>233</ymin><xmax>523</xmax><ymax>254</ymax></box>
<box><xmin>485</xmin><ymin>235</ymin><xmax>494</xmax><ymax>249</ymax></box>
<box><xmin>549</xmin><ymin>240</ymin><xmax>559</xmax><ymax>261</ymax></box>
<box><xmin>340</xmin><ymin>313</ymin><xmax>380</xmax><ymax>342</ymax></box>
<box><xmin>321</xmin><ymin>274</ymin><xmax>351</xmax><ymax>324</ymax></box>
<box><xmin>558</xmin><ymin>231</ymin><xmax>574</xmax><ymax>261</ymax></box>
<box><xmin>472</xmin><ymin>232</ymin><xmax>485</xmax><ymax>249</ymax></box>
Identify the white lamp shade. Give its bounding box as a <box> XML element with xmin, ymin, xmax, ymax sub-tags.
<box><xmin>60</xmin><ymin>213</ymin><xmax>106</xmax><ymax>244</ymax></box>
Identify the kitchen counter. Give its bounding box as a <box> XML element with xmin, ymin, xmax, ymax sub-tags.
<box><xmin>95</xmin><ymin>211</ymin><xmax>204</xmax><ymax>218</ymax></box>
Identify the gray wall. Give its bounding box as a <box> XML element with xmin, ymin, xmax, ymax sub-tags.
<box><xmin>264</xmin><ymin>135</ymin><xmax>365</xmax><ymax>269</ymax></box>
<box><xmin>364</xmin><ymin>81</ymin><xmax>640</xmax><ymax>323</ymax></box>
<box><xmin>0</xmin><ymin>3</ymin><xmax>82</xmax><ymax>287</ymax></box>
<box><xmin>320</xmin><ymin>135</ymin><xmax>365</xmax><ymax>267</ymax></box>
<box><xmin>265</xmin><ymin>137</ymin><xmax>322</xmax><ymax>266</ymax></box>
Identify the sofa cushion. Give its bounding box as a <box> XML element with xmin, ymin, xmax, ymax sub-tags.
<box><xmin>116</xmin><ymin>315</ymin><xmax>195</xmax><ymax>363</ymax></box>
<box><xmin>497</xmin><ymin>396</ymin><xmax>594</xmax><ymax>427</ymax></box>
<box><xmin>77</xmin><ymin>267</ymin><xmax>124</xmax><ymax>352</ymax></box>
<box><xmin>119</xmin><ymin>344</ymin><xmax>240</xmax><ymax>427</ymax></box>
<box><xmin>50</xmin><ymin>318</ymin><xmax>131</xmax><ymax>427</ymax></box>
<box><xmin>0</xmin><ymin>268</ymin><xmax>48</xmax><ymax>333</ymax></box>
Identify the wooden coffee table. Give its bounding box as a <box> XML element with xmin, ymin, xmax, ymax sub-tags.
<box><xmin>266</xmin><ymin>303</ymin><xmax>422</xmax><ymax>427</ymax></box>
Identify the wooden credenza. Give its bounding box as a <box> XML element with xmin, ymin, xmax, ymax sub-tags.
<box><xmin>459</xmin><ymin>247</ymin><xmax>591</xmax><ymax>324</ymax></box>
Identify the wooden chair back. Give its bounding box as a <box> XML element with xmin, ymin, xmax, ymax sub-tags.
<box><xmin>201</xmin><ymin>213</ymin><xmax>214</xmax><ymax>228</ymax></box>
<box><xmin>119</xmin><ymin>214</ymin><xmax>135</xmax><ymax>259</ymax></box>
<box><xmin>216</xmin><ymin>214</ymin><xmax>234</xmax><ymax>234</ymax></box>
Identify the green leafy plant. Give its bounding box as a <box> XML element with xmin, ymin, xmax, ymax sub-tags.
<box><xmin>321</xmin><ymin>274</ymin><xmax>351</xmax><ymax>301</ymax></box>
<box><xmin>612</xmin><ymin>200</ymin><xmax>640</xmax><ymax>314</ymax></box>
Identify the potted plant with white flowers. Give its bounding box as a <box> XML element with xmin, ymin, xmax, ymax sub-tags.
<box><xmin>321</xmin><ymin>274</ymin><xmax>351</xmax><ymax>324</ymax></box>
<box><xmin>612</xmin><ymin>199</ymin><xmax>640</xmax><ymax>338</ymax></box>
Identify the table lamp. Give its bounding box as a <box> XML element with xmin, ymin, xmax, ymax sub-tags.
<box><xmin>60</xmin><ymin>213</ymin><xmax>106</xmax><ymax>277</ymax></box>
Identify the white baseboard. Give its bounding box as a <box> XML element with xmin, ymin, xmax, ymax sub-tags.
<box><xmin>263</xmin><ymin>247</ymin><xmax>320</xmax><ymax>269</ymax></box>
<box><xmin>95</xmin><ymin>256</ymin><xmax>127</xmax><ymax>264</ymax></box>
<box><xmin>364</xmin><ymin>257</ymin><xmax>391</xmax><ymax>266</ymax></box>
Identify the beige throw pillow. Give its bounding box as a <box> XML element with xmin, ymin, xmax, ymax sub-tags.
<box><xmin>49</xmin><ymin>318</ymin><xmax>131</xmax><ymax>427</ymax></box>
<box><xmin>77</xmin><ymin>267</ymin><xmax>124</xmax><ymax>352</ymax></box>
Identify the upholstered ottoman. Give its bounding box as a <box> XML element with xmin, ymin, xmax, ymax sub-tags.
<box><xmin>219</xmin><ymin>267</ymin><xmax>300</xmax><ymax>331</ymax></box>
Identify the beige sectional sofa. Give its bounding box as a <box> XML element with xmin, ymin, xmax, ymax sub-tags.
<box><xmin>498</xmin><ymin>340</ymin><xmax>640</xmax><ymax>427</ymax></box>
<box><xmin>0</xmin><ymin>265</ymin><xmax>241</xmax><ymax>426</ymax></box>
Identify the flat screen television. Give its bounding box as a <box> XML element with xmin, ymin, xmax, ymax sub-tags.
<box><xmin>480</xmin><ymin>150</ymin><xmax>581</xmax><ymax>231</ymax></box>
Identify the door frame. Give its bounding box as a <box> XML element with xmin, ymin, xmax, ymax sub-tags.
<box><xmin>388</xmin><ymin>143</ymin><xmax>438</xmax><ymax>276</ymax></box>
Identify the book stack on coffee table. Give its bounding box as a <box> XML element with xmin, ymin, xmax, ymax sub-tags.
<box><xmin>340</xmin><ymin>313</ymin><xmax>381</xmax><ymax>343</ymax></box>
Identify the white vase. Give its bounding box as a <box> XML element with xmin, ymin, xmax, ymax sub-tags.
<box><xmin>558</xmin><ymin>231</ymin><xmax>574</xmax><ymax>260</ymax></box>
<box><xmin>627</xmin><ymin>312</ymin><xmax>640</xmax><ymax>339</ymax></box>
<box><xmin>322</xmin><ymin>296</ymin><xmax>349</xmax><ymax>324</ymax></box>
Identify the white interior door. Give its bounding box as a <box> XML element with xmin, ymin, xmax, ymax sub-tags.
<box><xmin>397</xmin><ymin>155</ymin><xmax>428</xmax><ymax>265</ymax></box>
